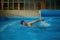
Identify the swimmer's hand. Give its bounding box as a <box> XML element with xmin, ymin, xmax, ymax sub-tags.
<box><xmin>40</xmin><ymin>18</ymin><xmax>44</xmax><ymax>21</ymax></box>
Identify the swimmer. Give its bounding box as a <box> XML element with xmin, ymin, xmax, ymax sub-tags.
<box><xmin>20</xmin><ymin>18</ymin><xmax>44</xmax><ymax>27</ymax></box>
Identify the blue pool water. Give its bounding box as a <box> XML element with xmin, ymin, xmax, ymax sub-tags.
<box><xmin>0</xmin><ymin>17</ymin><xmax>60</xmax><ymax>40</ymax></box>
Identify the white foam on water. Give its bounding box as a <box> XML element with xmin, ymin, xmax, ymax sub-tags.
<box><xmin>0</xmin><ymin>25</ymin><xmax>8</xmax><ymax>32</ymax></box>
<box><xmin>0</xmin><ymin>21</ymin><xmax>19</xmax><ymax>32</ymax></box>
<box><xmin>40</xmin><ymin>21</ymin><xmax>51</xmax><ymax>27</ymax></box>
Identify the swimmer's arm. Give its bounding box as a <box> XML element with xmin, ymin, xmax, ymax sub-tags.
<box><xmin>31</xmin><ymin>20</ymin><xmax>41</xmax><ymax>24</ymax></box>
<box><xmin>29</xmin><ymin>18</ymin><xmax>44</xmax><ymax>24</ymax></box>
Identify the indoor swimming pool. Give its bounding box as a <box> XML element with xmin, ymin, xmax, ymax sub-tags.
<box><xmin>0</xmin><ymin>10</ymin><xmax>60</xmax><ymax>40</ymax></box>
<box><xmin>0</xmin><ymin>17</ymin><xmax>60</xmax><ymax>40</ymax></box>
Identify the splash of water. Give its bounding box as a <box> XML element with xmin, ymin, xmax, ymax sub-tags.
<box><xmin>40</xmin><ymin>21</ymin><xmax>51</xmax><ymax>27</ymax></box>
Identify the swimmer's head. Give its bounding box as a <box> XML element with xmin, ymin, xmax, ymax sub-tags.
<box><xmin>21</xmin><ymin>20</ymin><xmax>26</xmax><ymax>25</ymax></box>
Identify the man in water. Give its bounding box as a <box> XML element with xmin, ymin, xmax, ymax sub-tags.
<box><xmin>21</xmin><ymin>18</ymin><xmax>44</xmax><ymax>27</ymax></box>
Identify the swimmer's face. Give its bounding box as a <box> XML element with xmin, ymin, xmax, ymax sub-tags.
<box><xmin>22</xmin><ymin>22</ymin><xmax>26</xmax><ymax>25</ymax></box>
<box><xmin>21</xmin><ymin>20</ymin><xmax>26</xmax><ymax>25</ymax></box>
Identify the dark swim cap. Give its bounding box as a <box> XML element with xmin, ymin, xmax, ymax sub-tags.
<box><xmin>21</xmin><ymin>20</ymin><xmax>24</xmax><ymax>24</ymax></box>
